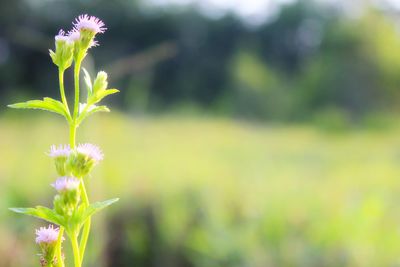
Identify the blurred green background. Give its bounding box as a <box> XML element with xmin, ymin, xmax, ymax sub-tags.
<box><xmin>2</xmin><ymin>0</ymin><xmax>400</xmax><ymax>266</ymax></box>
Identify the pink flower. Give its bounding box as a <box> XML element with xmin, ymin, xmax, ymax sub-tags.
<box><xmin>35</xmin><ymin>225</ymin><xmax>62</xmax><ymax>244</ymax></box>
<box><xmin>67</xmin><ymin>29</ymin><xmax>81</xmax><ymax>42</ymax></box>
<box><xmin>55</xmin><ymin>30</ymin><xmax>70</xmax><ymax>42</ymax></box>
<box><xmin>52</xmin><ymin>177</ymin><xmax>80</xmax><ymax>193</ymax></box>
<box><xmin>48</xmin><ymin>144</ymin><xmax>71</xmax><ymax>158</ymax></box>
<box><xmin>73</xmin><ymin>14</ymin><xmax>106</xmax><ymax>34</ymax></box>
<box><xmin>77</xmin><ymin>143</ymin><xmax>104</xmax><ymax>162</ymax></box>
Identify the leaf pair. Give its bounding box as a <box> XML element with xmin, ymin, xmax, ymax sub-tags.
<box><xmin>8</xmin><ymin>69</ymin><xmax>119</xmax><ymax>126</ymax></box>
<box><xmin>78</xmin><ymin>69</ymin><xmax>118</xmax><ymax>124</ymax></box>
<box><xmin>10</xmin><ymin>198</ymin><xmax>119</xmax><ymax>233</ymax></box>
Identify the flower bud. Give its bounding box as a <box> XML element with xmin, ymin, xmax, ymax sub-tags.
<box><xmin>68</xmin><ymin>143</ymin><xmax>103</xmax><ymax>177</ymax></box>
<box><xmin>93</xmin><ymin>71</ymin><xmax>108</xmax><ymax>92</ymax></box>
<box><xmin>49</xmin><ymin>30</ymin><xmax>74</xmax><ymax>70</ymax></box>
<box><xmin>48</xmin><ymin>144</ymin><xmax>71</xmax><ymax>176</ymax></box>
<box><xmin>35</xmin><ymin>225</ymin><xmax>63</xmax><ymax>266</ymax></box>
<box><xmin>52</xmin><ymin>177</ymin><xmax>81</xmax><ymax>217</ymax></box>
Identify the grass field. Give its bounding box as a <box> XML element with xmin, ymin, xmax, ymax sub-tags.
<box><xmin>2</xmin><ymin>113</ymin><xmax>400</xmax><ymax>267</ymax></box>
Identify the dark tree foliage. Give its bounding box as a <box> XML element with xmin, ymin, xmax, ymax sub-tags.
<box><xmin>0</xmin><ymin>0</ymin><xmax>399</xmax><ymax>122</ymax></box>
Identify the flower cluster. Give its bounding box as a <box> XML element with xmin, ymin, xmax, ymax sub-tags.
<box><xmin>49</xmin><ymin>14</ymin><xmax>106</xmax><ymax>69</ymax></box>
<box><xmin>49</xmin><ymin>143</ymin><xmax>103</xmax><ymax>177</ymax></box>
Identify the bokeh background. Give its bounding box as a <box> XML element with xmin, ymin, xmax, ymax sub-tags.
<box><xmin>2</xmin><ymin>0</ymin><xmax>400</xmax><ymax>266</ymax></box>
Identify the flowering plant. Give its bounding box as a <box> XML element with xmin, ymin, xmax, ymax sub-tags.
<box><xmin>8</xmin><ymin>15</ymin><xmax>119</xmax><ymax>267</ymax></box>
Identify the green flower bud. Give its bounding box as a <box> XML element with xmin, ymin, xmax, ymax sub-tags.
<box><xmin>93</xmin><ymin>71</ymin><xmax>108</xmax><ymax>93</ymax></box>
<box><xmin>52</xmin><ymin>177</ymin><xmax>81</xmax><ymax>217</ymax></box>
<box><xmin>49</xmin><ymin>30</ymin><xmax>74</xmax><ymax>71</ymax></box>
<box><xmin>68</xmin><ymin>143</ymin><xmax>103</xmax><ymax>177</ymax></box>
<box><xmin>48</xmin><ymin>145</ymin><xmax>71</xmax><ymax>176</ymax></box>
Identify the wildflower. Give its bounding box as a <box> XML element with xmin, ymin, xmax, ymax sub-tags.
<box><xmin>52</xmin><ymin>177</ymin><xmax>80</xmax><ymax>193</ymax></box>
<box><xmin>77</xmin><ymin>143</ymin><xmax>104</xmax><ymax>162</ymax></box>
<box><xmin>48</xmin><ymin>144</ymin><xmax>71</xmax><ymax>176</ymax></box>
<box><xmin>67</xmin><ymin>29</ymin><xmax>81</xmax><ymax>42</ymax></box>
<box><xmin>54</xmin><ymin>30</ymin><xmax>70</xmax><ymax>42</ymax></box>
<box><xmin>73</xmin><ymin>14</ymin><xmax>106</xmax><ymax>34</ymax></box>
<box><xmin>52</xmin><ymin>177</ymin><xmax>81</xmax><ymax>216</ymax></box>
<box><xmin>49</xmin><ymin>144</ymin><xmax>71</xmax><ymax>158</ymax></box>
<box><xmin>68</xmin><ymin>143</ymin><xmax>103</xmax><ymax>177</ymax></box>
<box><xmin>49</xmin><ymin>30</ymin><xmax>74</xmax><ymax>70</ymax></box>
<box><xmin>35</xmin><ymin>225</ymin><xmax>61</xmax><ymax>245</ymax></box>
<box><xmin>35</xmin><ymin>225</ymin><xmax>63</xmax><ymax>267</ymax></box>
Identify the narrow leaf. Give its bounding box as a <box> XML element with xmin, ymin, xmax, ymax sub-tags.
<box><xmin>82</xmin><ymin>67</ymin><xmax>93</xmax><ymax>97</ymax></box>
<box><xmin>81</xmin><ymin>198</ymin><xmax>119</xmax><ymax>222</ymax></box>
<box><xmin>9</xmin><ymin>206</ymin><xmax>65</xmax><ymax>226</ymax></box>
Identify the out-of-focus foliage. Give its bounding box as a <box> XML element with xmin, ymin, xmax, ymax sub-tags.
<box><xmin>3</xmin><ymin>1</ymin><xmax>400</xmax><ymax>266</ymax></box>
<box><xmin>1</xmin><ymin>0</ymin><xmax>400</xmax><ymax>122</ymax></box>
<box><xmin>3</xmin><ymin>114</ymin><xmax>400</xmax><ymax>267</ymax></box>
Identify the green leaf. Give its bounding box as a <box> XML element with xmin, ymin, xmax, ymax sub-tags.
<box><xmin>9</xmin><ymin>206</ymin><xmax>65</xmax><ymax>226</ymax></box>
<box><xmin>77</xmin><ymin>105</ymin><xmax>110</xmax><ymax>125</ymax></box>
<box><xmin>82</xmin><ymin>68</ymin><xmax>92</xmax><ymax>97</ymax></box>
<box><xmin>81</xmin><ymin>198</ymin><xmax>119</xmax><ymax>222</ymax></box>
<box><xmin>8</xmin><ymin>97</ymin><xmax>71</xmax><ymax>122</ymax></box>
<box><xmin>89</xmin><ymin>88</ymin><xmax>119</xmax><ymax>105</ymax></box>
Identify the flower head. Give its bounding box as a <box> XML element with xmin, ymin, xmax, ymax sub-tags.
<box><xmin>67</xmin><ymin>29</ymin><xmax>81</xmax><ymax>42</ymax></box>
<box><xmin>35</xmin><ymin>225</ymin><xmax>61</xmax><ymax>245</ymax></box>
<box><xmin>77</xmin><ymin>143</ymin><xmax>103</xmax><ymax>162</ymax></box>
<box><xmin>55</xmin><ymin>30</ymin><xmax>70</xmax><ymax>42</ymax></box>
<box><xmin>52</xmin><ymin>177</ymin><xmax>80</xmax><ymax>193</ymax></box>
<box><xmin>48</xmin><ymin>145</ymin><xmax>71</xmax><ymax>176</ymax></box>
<box><xmin>48</xmin><ymin>144</ymin><xmax>71</xmax><ymax>158</ymax></box>
<box><xmin>73</xmin><ymin>14</ymin><xmax>106</xmax><ymax>34</ymax></box>
<box><xmin>68</xmin><ymin>143</ymin><xmax>103</xmax><ymax>177</ymax></box>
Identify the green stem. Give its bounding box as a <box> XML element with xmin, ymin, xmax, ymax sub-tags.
<box><xmin>79</xmin><ymin>180</ymin><xmax>91</xmax><ymax>263</ymax></box>
<box><xmin>58</xmin><ymin>69</ymin><xmax>70</xmax><ymax>115</ymax></box>
<box><xmin>70</xmin><ymin>123</ymin><xmax>76</xmax><ymax>148</ymax></box>
<box><xmin>56</xmin><ymin>227</ymin><xmax>65</xmax><ymax>267</ymax></box>
<box><xmin>71</xmin><ymin>55</ymin><xmax>82</xmax><ymax>148</ymax></box>
<box><xmin>73</xmin><ymin>57</ymin><xmax>82</xmax><ymax>122</ymax></box>
<box><xmin>71</xmin><ymin>234</ymin><xmax>81</xmax><ymax>267</ymax></box>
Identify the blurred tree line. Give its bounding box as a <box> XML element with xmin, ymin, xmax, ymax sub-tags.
<box><xmin>1</xmin><ymin>0</ymin><xmax>400</xmax><ymax>123</ymax></box>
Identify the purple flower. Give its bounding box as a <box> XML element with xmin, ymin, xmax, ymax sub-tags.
<box><xmin>73</xmin><ymin>14</ymin><xmax>106</xmax><ymax>34</ymax></box>
<box><xmin>77</xmin><ymin>143</ymin><xmax>104</xmax><ymax>162</ymax></box>
<box><xmin>55</xmin><ymin>30</ymin><xmax>70</xmax><ymax>42</ymax></box>
<box><xmin>48</xmin><ymin>144</ymin><xmax>71</xmax><ymax>158</ymax></box>
<box><xmin>67</xmin><ymin>29</ymin><xmax>81</xmax><ymax>42</ymax></box>
<box><xmin>35</xmin><ymin>225</ymin><xmax>62</xmax><ymax>244</ymax></box>
<box><xmin>52</xmin><ymin>177</ymin><xmax>80</xmax><ymax>193</ymax></box>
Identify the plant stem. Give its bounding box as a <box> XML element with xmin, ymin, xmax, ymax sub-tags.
<box><xmin>58</xmin><ymin>69</ymin><xmax>70</xmax><ymax>115</ymax></box>
<box><xmin>56</xmin><ymin>227</ymin><xmax>65</xmax><ymax>267</ymax></box>
<box><xmin>71</xmin><ymin>234</ymin><xmax>81</xmax><ymax>267</ymax></box>
<box><xmin>79</xmin><ymin>180</ymin><xmax>91</xmax><ymax>263</ymax></box>
<box><xmin>70</xmin><ymin>55</ymin><xmax>83</xmax><ymax>149</ymax></box>
<box><xmin>70</xmin><ymin>123</ymin><xmax>76</xmax><ymax>149</ymax></box>
<box><xmin>73</xmin><ymin>58</ymin><xmax>82</xmax><ymax>122</ymax></box>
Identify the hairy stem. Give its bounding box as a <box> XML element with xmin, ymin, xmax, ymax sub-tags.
<box><xmin>79</xmin><ymin>180</ymin><xmax>91</xmax><ymax>263</ymax></box>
